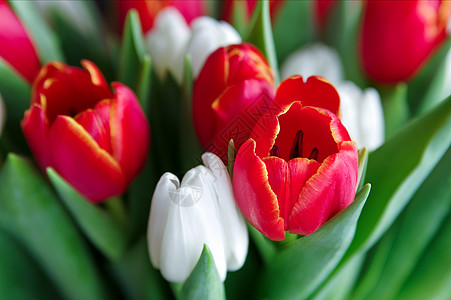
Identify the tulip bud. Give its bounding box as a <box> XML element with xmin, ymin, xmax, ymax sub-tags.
<box><xmin>146</xmin><ymin>7</ymin><xmax>191</xmax><ymax>84</ymax></box>
<box><xmin>21</xmin><ymin>60</ymin><xmax>150</xmax><ymax>202</ymax></box>
<box><xmin>118</xmin><ymin>0</ymin><xmax>205</xmax><ymax>34</ymax></box>
<box><xmin>0</xmin><ymin>0</ymin><xmax>40</xmax><ymax>82</ymax></box>
<box><xmin>193</xmin><ymin>43</ymin><xmax>275</xmax><ymax>162</ymax></box>
<box><xmin>0</xmin><ymin>93</ymin><xmax>5</xmax><ymax>137</ymax></box>
<box><xmin>233</xmin><ymin>76</ymin><xmax>358</xmax><ymax>240</ymax></box>
<box><xmin>360</xmin><ymin>0</ymin><xmax>451</xmax><ymax>83</ymax></box>
<box><xmin>281</xmin><ymin>43</ymin><xmax>385</xmax><ymax>151</ymax></box>
<box><xmin>148</xmin><ymin>152</ymin><xmax>248</xmax><ymax>283</ymax></box>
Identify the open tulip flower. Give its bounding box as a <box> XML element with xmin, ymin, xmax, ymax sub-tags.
<box><xmin>233</xmin><ymin>75</ymin><xmax>358</xmax><ymax>240</ymax></box>
<box><xmin>0</xmin><ymin>0</ymin><xmax>40</xmax><ymax>82</ymax></box>
<box><xmin>360</xmin><ymin>0</ymin><xmax>451</xmax><ymax>83</ymax></box>
<box><xmin>21</xmin><ymin>60</ymin><xmax>150</xmax><ymax>202</ymax></box>
<box><xmin>193</xmin><ymin>43</ymin><xmax>275</xmax><ymax>162</ymax></box>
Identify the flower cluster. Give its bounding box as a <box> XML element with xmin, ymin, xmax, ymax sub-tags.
<box><xmin>1</xmin><ymin>1</ymin><xmax>450</xmax><ymax>299</ymax></box>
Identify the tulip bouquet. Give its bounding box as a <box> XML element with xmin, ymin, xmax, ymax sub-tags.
<box><xmin>0</xmin><ymin>0</ymin><xmax>450</xmax><ymax>299</ymax></box>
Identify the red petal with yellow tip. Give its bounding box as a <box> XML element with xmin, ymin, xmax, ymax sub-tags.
<box><xmin>48</xmin><ymin>115</ymin><xmax>126</xmax><ymax>202</ymax></box>
<box><xmin>287</xmin><ymin>141</ymin><xmax>358</xmax><ymax>235</ymax></box>
<box><xmin>274</xmin><ymin>76</ymin><xmax>340</xmax><ymax>116</ymax></box>
<box><xmin>74</xmin><ymin>109</ymin><xmax>111</xmax><ymax>153</ymax></box>
<box><xmin>110</xmin><ymin>82</ymin><xmax>150</xmax><ymax>183</ymax></box>
<box><xmin>233</xmin><ymin>139</ymin><xmax>285</xmax><ymax>241</ymax></box>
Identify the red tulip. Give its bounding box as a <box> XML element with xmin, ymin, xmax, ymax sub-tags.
<box><xmin>222</xmin><ymin>0</ymin><xmax>284</xmax><ymax>23</ymax></box>
<box><xmin>118</xmin><ymin>0</ymin><xmax>206</xmax><ymax>34</ymax></box>
<box><xmin>233</xmin><ymin>76</ymin><xmax>358</xmax><ymax>240</ymax></box>
<box><xmin>0</xmin><ymin>0</ymin><xmax>40</xmax><ymax>82</ymax></box>
<box><xmin>360</xmin><ymin>0</ymin><xmax>451</xmax><ymax>83</ymax></box>
<box><xmin>21</xmin><ymin>60</ymin><xmax>150</xmax><ymax>202</ymax></box>
<box><xmin>192</xmin><ymin>43</ymin><xmax>275</xmax><ymax>163</ymax></box>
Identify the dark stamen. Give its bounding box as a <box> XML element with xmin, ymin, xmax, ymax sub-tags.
<box><xmin>270</xmin><ymin>145</ymin><xmax>281</xmax><ymax>157</ymax></box>
<box><xmin>289</xmin><ymin>130</ymin><xmax>303</xmax><ymax>159</ymax></box>
<box><xmin>309</xmin><ymin>147</ymin><xmax>318</xmax><ymax>160</ymax></box>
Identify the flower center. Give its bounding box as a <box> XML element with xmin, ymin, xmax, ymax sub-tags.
<box><xmin>270</xmin><ymin>130</ymin><xmax>320</xmax><ymax>161</ymax></box>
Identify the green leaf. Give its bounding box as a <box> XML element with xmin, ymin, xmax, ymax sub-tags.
<box><xmin>395</xmin><ymin>211</ymin><xmax>451</xmax><ymax>300</ymax></box>
<box><xmin>408</xmin><ymin>39</ymin><xmax>451</xmax><ymax>115</ymax></box>
<box><xmin>0</xmin><ymin>229</ymin><xmax>60</xmax><ymax>300</ymax></box>
<box><xmin>247</xmin><ymin>222</ymin><xmax>276</xmax><ymax>266</ymax></box>
<box><xmin>135</xmin><ymin>55</ymin><xmax>152</xmax><ymax>113</ymax></box>
<box><xmin>379</xmin><ymin>83</ymin><xmax>410</xmax><ymax>138</ymax></box>
<box><xmin>273</xmin><ymin>1</ymin><xmax>315</xmax><ymax>65</ymax></box>
<box><xmin>0</xmin><ymin>59</ymin><xmax>31</xmax><ymax>150</ymax></box>
<box><xmin>416</xmin><ymin>40</ymin><xmax>451</xmax><ymax>114</ymax></box>
<box><xmin>343</xmin><ymin>94</ymin><xmax>451</xmax><ymax>263</ymax></box>
<box><xmin>180</xmin><ymin>56</ymin><xmax>202</xmax><ymax>171</ymax></box>
<box><xmin>0</xmin><ymin>154</ymin><xmax>106</xmax><ymax>300</ymax></box>
<box><xmin>182</xmin><ymin>245</ymin><xmax>226</xmax><ymax>300</ymax></box>
<box><xmin>357</xmin><ymin>148</ymin><xmax>368</xmax><ymax>191</ymax></box>
<box><xmin>244</xmin><ymin>0</ymin><xmax>280</xmax><ymax>84</ymax></box>
<box><xmin>228</xmin><ymin>0</ymin><xmax>248</xmax><ymax>36</ymax></box>
<box><xmin>119</xmin><ymin>9</ymin><xmax>146</xmax><ymax>89</ymax></box>
<box><xmin>258</xmin><ymin>184</ymin><xmax>371</xmax><ymax>300</ymax></box>
<box><xmin>323</xmin><ymin>0</ymin><xmax>365</xmax><ymax>86</ymax></box>
<box><xmin>50</xmin><ymin>6</ymin><xmax>114</xmax><ymax>80</ymax></box>
<box><xmin>47</xmin><ymin>168</ymin><xmax>127</xmax><ymax>261</ymax></box>
<box><xmin>353</xmin><ymin>147</ymin><xmax>451</xmax><ymax>300</ymax></box>
<box><xmin>310</xmin><ymin>254</ymin><xmax>365</xmax><ymax>300</ymax></box>
<box><xmin>10</xmin><ymin>1</ymin><xmax>64</xmax><ymax>63</ymax></box>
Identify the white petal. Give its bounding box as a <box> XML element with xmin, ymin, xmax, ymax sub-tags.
<box><xmin>146</xmin><ymin>7</ymin><xmax>190</xmax><ymax>83</ymax></box>
<box><xmin>337</xmin><ymin>82</ymin><xmax>385</xmax><ymax>151</ymax></box>
<box><xmin>147</xmin><ymin>173</ymin><xmax>179</xmax><ymax>269</ymax></box>
<box><xmin>280</xmin><ymin>43</ymin><xmax>344</xmax><ymax>86</ymax></box>
<box><xmin>186</xmin><ymin>17</ymin><xmax>241</xmax><ymax>78</ymax></box>
<box><xmin>359</xmin><ymin>88</ymin><xmax>385</xmax><ymax>151</ymax></box>
<box><xmin>160</xmin><ymin>177</ymin><xmax>227</xmax><ymax>282</ymax></box>
<box><xmin>202</xmin><ymin>153</ymin><xmax>249</xmax><ymax>271</ymax></box>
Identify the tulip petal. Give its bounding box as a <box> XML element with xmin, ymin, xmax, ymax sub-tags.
<box><xmin>48</xmin><ymin>115</ymin><xmax>125</xmax><ymax>202</ymax></box>
<box><xmin>148</xmin><ymin>173</ymin><xmax>179</xmax><ymax>269</ymax></box>
<box><xmin>287</xmin><ymin>141</ymin><xmax>358</xmax><ymax>235</ymax></box>
<box><xmin>202</xmin><ymin>152</ymin><xmax>248</xmax><ymax>270</ymax></box>
<box><xmin>274</xmin><ymin>75</ymin><xmax>340</xmax><ymax>116</ymax></box>
<box><xmin>263</xmin><ymin>156</ymin><xmax>320</xmax><ymax>230</ymax></box>
<box><xmin>233</xmin><ymin>139</ymin><xmax>285</xmax><ymax>240</ymax></box>
<box><xmin>0</xmin><ymin>0</ymin><xmax>40</xmax><ymax>82</ymax></box>
<box><xmin>74</xmin><ymin>108</ymin><xmax>111</xmax><ymax>153</ymax></box>
<box><xmin>21</xmin><ymin>105</ymin><xmax>50</xmax><ymax>170</ymax></box>
<box><xmin>110</xmin><ymin>82</ymin><xmax>150</xmax><ymax>183</ymax></box>
<box><xmin>159</xmin><ymin>170</ymin><xmax>227</xmax><ymax>282</ymax></box>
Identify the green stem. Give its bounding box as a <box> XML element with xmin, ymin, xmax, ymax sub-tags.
<box><xmin>170</xmin><ymin>282</ymin><xmax>183</xmax><ymax>300</ymax></box>
<box><xmin>105</xmin><ymin>196</ymin><xmax>128</xmax><ymax>229</ymax></box>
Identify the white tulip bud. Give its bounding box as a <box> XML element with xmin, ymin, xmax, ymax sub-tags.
<box><xmin>147</xmin><ymin>153</ymin><xmax>248</xmax><ymax>283</ymax></box>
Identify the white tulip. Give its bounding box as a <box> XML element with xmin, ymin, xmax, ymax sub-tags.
<box><xmin>281</xmin><ymin>43</ymin><xmax>343</xmax><ymax>86</ymax></box>
<box><xmin>0</xmin><ymin>93</ymin><xmax>5</xmax><ymax>137</ymax></box>
<box><xmin>337</xmin><ymin>82</ymin><xmax>385</xmax><ymax>151</ymax></box>
<box><xmin>146</xmin><ymin>8</ymin><xmax>191</xmax><ymax>84</ymax></box>
<box><xmin>148</xmin><ymin>153</ymin><xmax>248</xmax><ymax>283</ymax></box>
<box><xmin>185</xmin><ymin>17</ymin><xmax>241</xmax><ymax>78</ymax></box>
